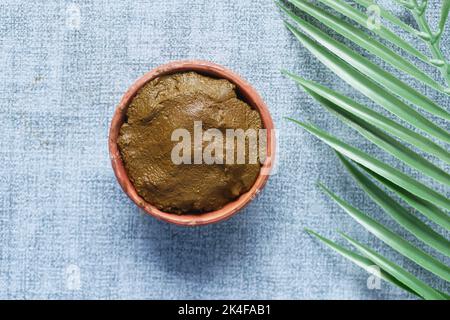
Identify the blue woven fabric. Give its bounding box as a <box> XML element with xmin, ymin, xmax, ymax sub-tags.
<box><xmin>1</xmin><ymin>0</ymin><xmax>448</xmax><ymax>299</ymax></box>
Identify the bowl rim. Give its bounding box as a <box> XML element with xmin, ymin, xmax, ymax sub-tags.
<box><xmin>109</xmin><ymin>60</ymin><xmax>275</xmax><ymax>226</ymax></box>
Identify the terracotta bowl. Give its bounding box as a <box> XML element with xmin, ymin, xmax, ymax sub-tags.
<box><xmin>109</xmin><ymin>60</ymin><xmax>275</xmax><ymax>226</ymax></box>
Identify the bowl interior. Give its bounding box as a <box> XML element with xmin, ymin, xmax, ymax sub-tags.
<box><xmin>109</xmin><ymin>60</ymin><xmax>274</xmax><ymax>226</ymax></box>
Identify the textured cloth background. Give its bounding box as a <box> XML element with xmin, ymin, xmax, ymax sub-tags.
<box><xmin>0</xmin><ymin>0</ymin><xmax>449</xmax><ymax>299</ymax></box>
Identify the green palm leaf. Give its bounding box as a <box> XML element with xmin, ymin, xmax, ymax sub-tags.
<box><xmin>285</xmin><ymin>23</ymin><xmax>450</xmax><ymax>142</ymax></box>
<box><xmin>336</xmin><ymin>153</ymin><xmax>450</xmax><ymax>256</ymax></box>
<box><xmin>287</xmin><ymin>118</ymin><xmax>450</xmax><ymax>210</ymax></box>
<box><xmin>278</xmin><ymin>0</ymin><xmax>450</xmax><ymax>299</ymax></box>
<box><xmin>313</xmin><ymin>90</ymin><xmax>450</xmax><ymax>185</ymax></box>
<box><xmin>281</xmin><ymin>0</ymin><xmax>446</xmax><ymax>93</ymax></box>
<box><xmin>313</xmin><ymin>0</ymin><xmax>430</xmax><ymax>63</ymax></box>
<box><xmin>282</xmin><ymin>5</ymin><xmax>450</xmax><ymax>119</ymax></box>
<box><xmin>407</xmin><ymin>1</ymin><xmax>450</xmax><ymax>86</ymax></box>
<box><xmin>283</xmin><ymin>72</ymin><xmax>450</xmax><ymax>164</ymax></box>
<box><xmin>318</xmin><ymin>0</ymin><xmax>450</xmax><ymax>87</ymax></box>
<box><xmin>340</xmin><ymin>233</ymin><xmax>448</xmax><ymax>300</ymax></box>
<box><xmin>305</xmin><ymin>229</ymin><xmax>420</xmax><ymax>297</ymax></box>
<box><xmin>318</xmin><ymin>183</ymin><xmax>450</xmax><ymax>282</ymax></box>
<box><xmin>352</xmin><ymin>0</ymin><xmax>419</xmax><ymax>36</ymax></box>
<box><xmin>355</xmin><ymin>164</ymin><xmax>450</xmax><ymax>231</ymax></box>
<box><xmin>289</xmin><ymin>74</ymin><xmax>450</xmax><ymax>184</ymax></box>
<box><xmin>439</xmin><ymin>0</ymin><xmax>450</xmax><ymax>35</ymax></box>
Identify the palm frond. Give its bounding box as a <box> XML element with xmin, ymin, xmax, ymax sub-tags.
<box><xmin>315</xmin><ymin>0</ymin><xmax>450</xmax><ymax>88</ymax></box>
<box><xmin>313</xmin><ymin>0</ymin><xmax>430</xmax><ymax>63</ymax></box>
<box><xmin>285</xmin><ymin>23</ymin><xmax>450</xmax><ymax>142</ymax></box>
<box><xmin>282</xmin><ymin>4</ymin><xmax>450</xmax><ymax>119</ymax></box>
<box><xmin>279</xmin><ymin>0</ymin><xmax>450</xmax><ymax>299</ymax></box>
<box><xmin>408</xmin><ymin>0</ymin><xmax>450</xmax><ymax>86</ymax></box>
<box><xmin>280</xmin><ymin>0</ymin><xmax>446</xmax><ymax>93</ymax></box>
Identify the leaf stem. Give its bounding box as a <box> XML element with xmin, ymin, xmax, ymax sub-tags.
<box><xmin>410</xmin><ymin>0</ymin><xmax>450</xmax><ymax>88</ymax></box>
<box><xmin>393</xmin><ymin>0</ymin><xmax>415</xmax><ymax>10</ymax></box>
<box><xmin>437</xmin><ymin>1</ymin><xmax>450</xmax><ymax>40</ymax></box>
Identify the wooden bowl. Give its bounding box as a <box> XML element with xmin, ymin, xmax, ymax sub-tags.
<box><xmin>109</xmin><ymin>60</ymin><xmax>275</xmax><ymax>226</ymax></box>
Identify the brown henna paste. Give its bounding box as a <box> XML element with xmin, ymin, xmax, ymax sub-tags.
<box><xmin>118</xmin><ymin>72</ymin><xmax>262</xmax><ymax>214</ymax></box>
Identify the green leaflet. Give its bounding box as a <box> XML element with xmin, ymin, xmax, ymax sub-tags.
<box><xmin>352</xmin><ymin>0</ymin><xmax>419</xmax><ymax>36</ymax></box>
<box><xmin>282</xmin><ymin>17</ymin><xmax>450</xmax><ymax>121</ymax></box>
<box><xmin>291</xmin><ymin>75</ymin><xmax>450</xmax><ymax>185</ymax></box>
<box><xmin>355</xmin><ymin>164</ymin><xmax>450</xmax><ymax>231</ymax></box>
<box><xmin>305</xmin><ymin>229</ymin><xmax>420</xmax><ymax>298</ymax></box>
<box><xmin>283</xmin><ymin>72</ymin><xmax>450</xmax><ymax>165</ymax></box>
<box><xmin>336</xmin><ymin>153</ymin><xmax>450</xmax><ymax>257</ymax></box>
<box><xmin>314</xmin><ymin>0</ymin><xmax>430</xmax><ymax>63</ymax></box>
<box><xmin>285</xmin><ymin>23</ymin><xmax>450</xmax><ymax>143</ymax></box>
<box><xmin>409</xmin><ymin>1</ymin><xmax>450</xmax><ymax>88</ymax></box>
<box><xmin>392</xmin><ymin>0</ymin><xmax>415</xmax><ymax>9</ymax></box>
<box><xmin>340</xmin><ymin>233</ymin><xmax>448</xmax><ymax>300</ymax></box>
<box><xmin>309</xmin><ymin>89</ymin><xmax>450</xmax><ymax>185</ymax></box>
<box><xmin>318</xmin><ymin>183</ymin><xmax>450</xmax><ymax>282</ymax></box>
<box><xmin>439</xmin><ymin>0</ymin><xmax>450</xmax><ymax>36</ymax></box>
<box><xmin>281</xmin><ymin>0</ymin><xmax>446</xmax><ymax>93</ymax></box>
<box><xmin>287</xmin><ymin>118</ymin><xmax>450</xmax><ymax>210</ymax></box>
